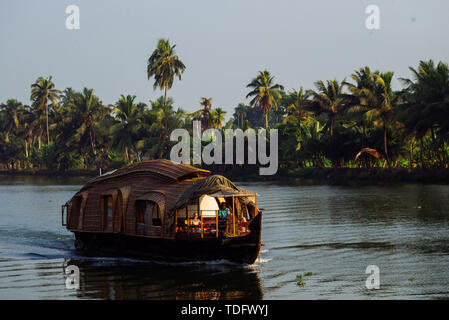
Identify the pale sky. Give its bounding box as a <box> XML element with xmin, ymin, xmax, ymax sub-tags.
<box><xmin>1</xmin><ymin>0</ymin><xmax>448</xmax><ymax>119</ymax></box>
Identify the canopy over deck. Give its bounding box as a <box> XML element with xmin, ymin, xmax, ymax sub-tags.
<box><xmin>174</xmin><ymin>175</ymin><xmax>256</xmax><ymax>209</ymax></box>
<box><xmin>207</xmin><ymin>190</ymin><xmax>256</xmax><ymax>198</ymax></box>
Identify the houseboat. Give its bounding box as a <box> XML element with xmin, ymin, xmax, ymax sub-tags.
<box><xmin>62</xmin><ymin>159</ymin><xmax>262</xmax><ymax>264</ymax></box>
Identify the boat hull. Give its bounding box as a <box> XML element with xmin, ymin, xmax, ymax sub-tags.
<box><xmin>73</xmin><ymin>212</ymin><xmax>262</xmax><ymax>264</ymax></box>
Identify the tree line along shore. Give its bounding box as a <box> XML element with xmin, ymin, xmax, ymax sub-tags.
<box><xmin>1</xmin><ymin>39</ymin><xmax>448</xmax><ymax>183</ymax></box>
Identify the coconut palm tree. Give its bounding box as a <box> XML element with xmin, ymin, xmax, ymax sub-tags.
<box><xmin>343</xmin><ymin>67</ymin><xmax>378</xmax><ymax>147</ymax></box>
<box><xmin>0</xmin><ymin>99</ymin><xmax>23</xmax><ymax>143</ymax></box>
<box><xmin>211</xmin><ymin>107</ymin><xmax>226</xmax><ymax>129</ymax></box>
<box><xmin>307</xmin><ymin>79</ymin><xmax>346</xmax><ymax>137</ymax></box>
<box><xmin>147</xmin><ymin>39</ymin><xmax>186</xmax><ymax>106</ymax></box>
<box><xmin>30</xmin><ymin>76</ymin><xmax>61</xmax><ymax>144</ymax></box>
<box><xmin>196</xmin><ymin>97</ymin><xmax>213</xmax><ymax>130</ymax></box>
<box><xmin>111</xmin><ymin>95</ymin><xmax>146</xmax><ymax>163</ymax></box>
<box><xmin>363</xmin><ymin>72</ymin><xmax>401</xmax><ymax>167</ymax></box>
<box><xmin>188</xmin><ymin>97</ymin><xmax>211</xmax><ymax>131</ymax></box>
<box><xmin>18</xmin><ymin>105</ymin><xmax>39</xmax><ymax>160</ymax></box>
<box><xmin>398</xmin><ymin>60</ymin><xmax>449</xmax><ymax>167</ymax></box>
<box><xmin>283</xmin><ymin>87</ymin><xmax>313</xmax><ymax>125</ymax></box>
<box><xmin>234</xmin><ymin>103</ymin><xmax>247</xmax><ymax>127</ymax></box>
<box><xmin>61</xmin><ymin>88</ymin><xmax>108</xmax><ymax>167</ymax></box>
<box><xmin>144</xmin><ymin>96</ymin><xmax>182</xmax><ymax>159</ymax></box>
<box><xmin>246</xmin><ymin>70</ymin><xmax>284</xmax><ymax>128</ymax></box>
<box><xmin>402</xmin><ymin>60</ymin><xmax>449</xmax><ymax>133</ymax></box>
<box><xmin>150</xmin><ymin>96</ymin><xmax>178</xmax><ymax>142</ymax></box>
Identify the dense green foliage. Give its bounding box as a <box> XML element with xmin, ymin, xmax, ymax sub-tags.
<box><xmin>1</xmin><ymin>40</ymin><xmax>448</xmax><ymax>172</ymax></box>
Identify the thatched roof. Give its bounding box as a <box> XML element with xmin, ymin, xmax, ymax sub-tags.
<box><xmin>84</xmin><ymin>159</ymin><xmax>210</xmax><ymax>187</ymax></box>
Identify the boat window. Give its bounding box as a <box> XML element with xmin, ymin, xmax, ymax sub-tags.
<box><xmin>136</xmin><ymin>200</ymin><xmax>161</xmax><ymax>234</ymax></box>
<box><xmin>75</xmin><ymin>196</ymin><xmax>84</xmax><ymax>229</ymax></box>
<box><xmin>144</xmin><ymin>202</ymin><xmax>154</xmax><ymax>227</ymax></box>
<box><xmin>136</xmin><ymin>201</ymin><xmax>145</xmax><ymax>224</ymax></box>
<box><xmin>152</xmin><ymin>204</ymin><xmax>161</xmax><ymax>226</ymax></box>
<box><xmin>102</xmin><ymin>195</ymin><xmax>114</xmax><ymax>232</ymax></box>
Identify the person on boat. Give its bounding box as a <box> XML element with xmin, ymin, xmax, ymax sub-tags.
<box><xmin>218</xmin><ymin>202</ymin><xmax>230</xmax><ymax>220</ymax></box>
<box><xmin>190</xmin><ymin>212</ymin><xmax>201</xmax><ymax>228</ymax></box>
<box><xmin>218</xmin><ymin>202</ymin><xmax>230</xmax><ymax>232</ymax></box>
<box><xmin>239</xmin><ymin>216</ymin><xmax>248</xmax><ymax>234</ymax></box>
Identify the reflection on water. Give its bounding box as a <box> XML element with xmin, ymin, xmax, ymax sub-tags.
<box><xmin>0</xmin><ymin>176</ymin><xmax>449</xmax><ymax>299</ymax></box>
<box><xmin>65</xmin><ymin>259</ymin><xmax>262</xmax><ymax>300</ymax></box>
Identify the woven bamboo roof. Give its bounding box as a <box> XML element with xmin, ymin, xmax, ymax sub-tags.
<box><xmin>85</xmin><ymin>159</ymin><xmax>210</xmax><ymax>187</ymax></box>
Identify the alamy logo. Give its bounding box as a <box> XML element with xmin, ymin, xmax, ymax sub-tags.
<box><xmin>65</xmin><ymin>5</ymin><xmax>80</xmax><ymax>30</ymax></box>
<box><xmin>365</xmin><ymin>265</ymin><xmax>380</xmax><ymax>289</ymax></box>
<box><xmin>365</xmin><ymin>5</ymin><xmax>380</xmax><ymax>30</ymax></box>
<box><xmin>170</xmin><ymin>120</ymin><xmax>278</xmax><ymax>175</ymax></box>
<box><xmin>65</xmin><ymin>264</ymin><xmax>80</xmax><ymax>289</ymax></box>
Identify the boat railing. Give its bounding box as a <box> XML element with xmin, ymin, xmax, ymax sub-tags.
<box><xmin>176</xmin><ymin>209</ymin><xmax>249</xmax><ymax>239</ymax></box>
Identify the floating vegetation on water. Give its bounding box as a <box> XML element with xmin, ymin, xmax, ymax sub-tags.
<box><xmin>296</xmin><ymin>274</ymin><xmax>303</xmax><ymax>286</ymax></box>
<box><xmin>297</xmin><ymin>280</ymin><xmax>305</xmax><ymax>287</ymax></box>
<box><xmin>295</xmin><ymin>273</ymin><xmax>312</xmax><ymax>286</ymax></box>
<box><xmin>408</xmin><ymin>278</ymin><xmax>416</xmax><ymax>282</ymax></box>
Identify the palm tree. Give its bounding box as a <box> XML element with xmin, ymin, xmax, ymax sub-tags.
<box><xmin>145</xmin><ymin>96</ymin><xmax>181</xmax><ymax>159</ymax></box>
<box><xmin>299</xmin><ymin>120</ymin><xmax>328</xmax><ymax>167</ymax></box>
<box><xmin>30</xmin><ymin>76</ymin><xmax>61</xmax><ymax>144</ymax></box>
<box><xmin>150</xmin><ymin>96</ymin><xmax>177</xmax><ymax>142</ymax></box>
<box><xmin>343</xmin><ymin>67</ymin><xmax>378</xmax><ymax>147</ymax></box>
<box><xmin>189</xmin><ymin>97</ymin><xmax>214</xmax><ymax>130</ymax></box>
<box><xmin>61</xmin><ymin>88</ymin><xmax>108</xmax><ymax>167</ymax></box>
<box><xmin>307</xmin><ymin>79</ymin><xmax>346</xmax><ymax>137</ymax></box>
<box><xmin>0</xmin><ymin>99</ymin><xmax>23</xmax><ymax>143</ymax></box>
<box><xmin>18</xmin><ymin>104</ymin><xmax>39</xmax><ymax>160</ymax></box>
<box><xmin>363</xmin><ymin>72</ymin><xmax>401</xmax><ymax>167</ymax></box>
<box><xmin>234</xmin><ymin>103</ymin><xmax>247</xmax><ymax>127</ymax></box>
<box><xmin>211</xmin><ymin>107</ymin><xmax>226</xmax><ymax>129</ymax></box>
<box><xmin>398</xmin><ymin>60</ymin><xmax>449</xmax><ymax>167</ymax></box>
<box><xmin>111</xmin><ymin>95</ymin><xmax>145</xmax><ymax>162</ymax></box>
<box><xmin>147</xmin><ymin>39</ymin><xmax>186</xmax><ymax>106</ymax></box>
<box><xmin>246</xmin><ymin>70</ymin><xmax>284</xmax><ymax>128</ymax></box>
<box><xmin>283</xmin><ymin>87</ymin><xmax>313</xmax><ymax>125</ymax></box>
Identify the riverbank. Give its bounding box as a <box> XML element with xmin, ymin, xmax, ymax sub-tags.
<box><xmin>283</xmin><ymin>167</ymin><xmax>449</xmax><ymax>184</ymax></box>
<box><xmin>0</xmin><ymin>169</ymin><xmax>98</xmax><ymax>177</ymax></box>
<box><xmin>224</xmin><ymin>166</ymin><xmax>449</xmax><ymax>184</ymax></box>
<box><xmin>2</xmin><ymin>166</ymin><xmax>448</xmax><ymax>184</ymax></box>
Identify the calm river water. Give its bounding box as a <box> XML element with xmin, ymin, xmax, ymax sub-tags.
<box><xmin>0</xmin><ymin>175</ymin><xmax>449</xmax><ymax>299</ymax></box>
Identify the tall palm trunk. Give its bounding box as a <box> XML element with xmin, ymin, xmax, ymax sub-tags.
<box><xmin>46</xmin><ymin>104</ymin><xmax>50</xmax><ymax>144</ymax></box>
<box><xmin>89</xmin><ymin>128</ymin><xmax>97</xmax><ymax>155</ymax></box>
<box><xmin>430</xmin><ymin>127</ymin><xmax>444</xmax><ymax>167</ymax></box>
<box><xmin>384</xmin><ymin>123</ymin><xmax>390</xmax><ymax>168</ymax></box>
<box><xmin>420</xmin><ymin>135</ymin><xmax>426</xmax><ymax>168</ymax></box>
<box><xmin>362</xmin><ymin>124</ymin><xmax>366</xmax><ymax>147</ymax></box>
<box><xmin>125</xmin><ymin>147</ymin><xmax>130</xmax><ymax>163</ymax></box>
<box><xmin>25</xmin><ymin>140</ymin><xmax>29</xmax><ymax>158</ymax></box>
<box><xmin>329</xmin><ymin>115</ymin><xmax>335</xmax><ymax>137</ymax></box>
<box><xmin>164</xmin><ymin>86</ymin><xmax>168</xmax><ymax>107</ymax></box>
